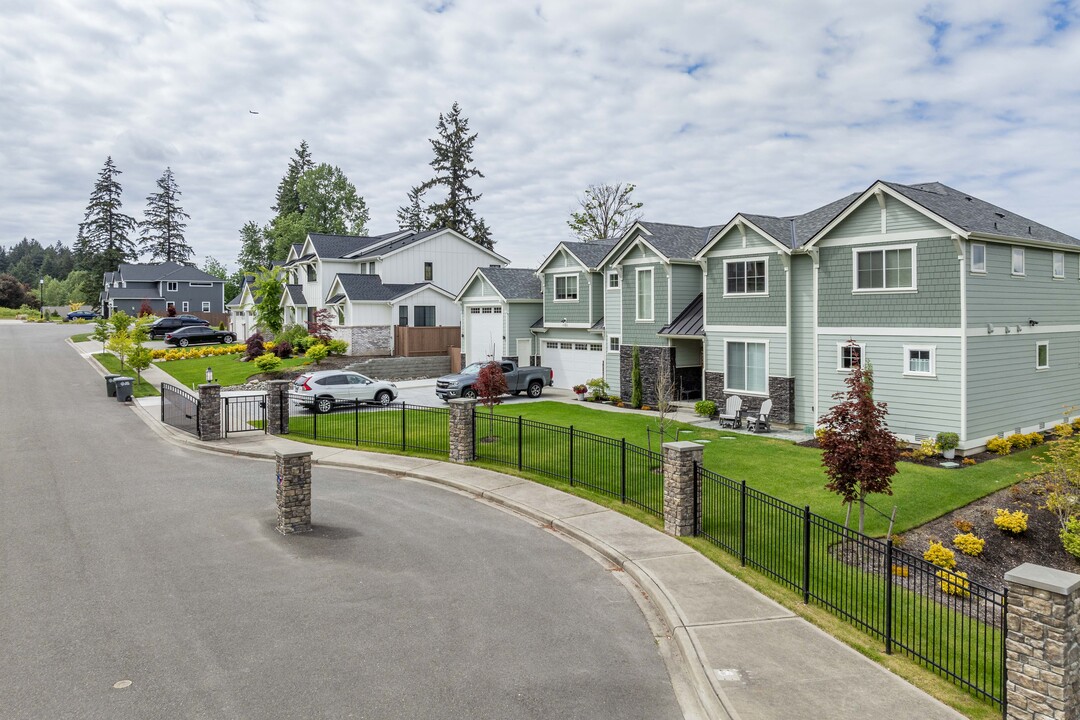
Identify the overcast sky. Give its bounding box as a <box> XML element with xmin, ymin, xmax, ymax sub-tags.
<box><xmin>2</xmin><ymin>0</ymin><xmax>1079</xmax><ymax>270</ymax></box>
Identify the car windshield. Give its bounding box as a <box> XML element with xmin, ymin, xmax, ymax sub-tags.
<box><xmin>460</xmin><ymin>363</ymin><xmax>484</xmax><ymax>375</ymax></box>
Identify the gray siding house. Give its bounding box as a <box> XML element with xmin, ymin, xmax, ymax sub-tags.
<box><xmin>456</xmin><ymin>267</ymin><xmax>543</xmax><ymax>366</ymax></box>
<box><xmin>101</xmin><ymin>262</ymin><xmax>226</xmax><ymax>318</ymax></box>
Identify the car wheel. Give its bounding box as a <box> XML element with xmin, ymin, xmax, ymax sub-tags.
<box><xmin>527</xmin><ymin>381</ymin><xmax>543</xmax><ymax>398</ymax></box>
<box><xmin>179</xmin><ymin>338</ymin><xmax>189</xmax><ymax>347</ymax></box>
<box><xmin>315</xmin><ymin>397</ymin><xmax>334</xmax><ymax>414</ymax></box>
<box><xmin>375</xmin><ymin>390</ymin><xmax>393</xmax><ymax>406</ymax></box>
<box><xmin>223</xmin><ymin>335</ymin><xmax>234</xmax><ymax>343</ymax></box>
<box><xmin>462</xmin><ymin>387</ymin><xmax>477</xmax><ymax>399</ymax></box>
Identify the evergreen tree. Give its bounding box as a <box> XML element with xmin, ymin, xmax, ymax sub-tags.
<box><xmin>417</xmin><ymin>102</ymin><xmax>493</xmax><ymax>249</ymax></box>
<box><xmin>76</xmin><ymin>157</ymin><xmax>138</xmax><ymax>278</ymax></box>
<box><xmin>396</xmin><ymin>185</ymin><xmax>427</xmax><ymax>232</ymax></box>
<box><xmin>140</xmin><ymin>167</ymin><xmax>192</xmax><ymax>263</ymax></box>
<box><xmin>236</xmin><ymin>220</ymin><xmax>269</xmax><ymax>272</ymax></box>
<box><xmin>273</xmin><ymin>140</ymin><xmax>314</xmax><ymax>216</ymax></box>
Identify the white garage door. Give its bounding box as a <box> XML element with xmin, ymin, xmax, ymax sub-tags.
<box><xmin>543</xmin><ymin>340</ymin><xmax>605</xmax><ymax>389</ymax></box>
<box><xmin>466</xmin><ymin>306</ymin><xmax>503</xmax><ymax>364</ymax></box>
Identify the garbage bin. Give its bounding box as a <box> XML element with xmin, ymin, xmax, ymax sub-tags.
<box><xmin>105</xmin><ymin>374</ymin><xmax>121</xmax><ymax>397</ymax></box>
<box><xmin>114</xmin><ymin>377</ymin><xmax>134</xmax><ymax>403</ymax></box>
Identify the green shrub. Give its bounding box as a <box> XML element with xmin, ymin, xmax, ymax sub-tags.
<box><xmin>694</xmin><ymin>400</ymin><xmax>717</xmax><ymax>417</ymax></box>
<box><xmin>1061</xmin><ymin>518</ymin><xmax>1080</xmax><ymax>559</ymax></box>
<box><xmin>936</xmin><ymin>432</ymin><xmax>959</xmax><ymax>451</ymax></box>
<box><xmin>994</xmin><ymin>508</ymin><xmax>1028</xmax><ymax>535</ymax></box>
<box><xmin>911</xmin><ymin>438</ymin><xmax>939</xmax><ymax>460</ymax></box>
<box><xmin>585</xmin><ymin>377</ymin><xmax>609</xmax><ymax>399</ymax></box>
<box><xmin>278</xmin><ymin>323</ymin><xmax>309</xmax><ymax>347</ymax></box>
<box><xmin>630</xmin><ymin>345</ymin><xmax>642</xmax><ymax>409</ymax></box>
<box><xmin>952</xmin><ymin>532</ymin><xmax>985</xmax><ymax>557</ymax></box>
<box><xmin>326</xmin><ymin>339</ymin><xmax>348</xmax><ymax>355</ymax></box>
<box><xmin>986</xmin><ymin>436</ymin><xmax>1012</xmax><ymax>455</ymax></box>
<box><xmin>305</xmin><ymin>343</ymin><xmax>329</xmax><ymax>365</ymax></box>
<box><xmin>923</xmin><ymin>541</ymin><xmax>957</xmax><ymax>570</ymax></box>
<box><xmin>254</xmin><ymin>352</ymin><xmax>282</xmax><ymax>373</ymax></box>
<box><xmin>294</xmin><ymin>335</ymin><xmax>318</xmax><ymax>352</ymax></box>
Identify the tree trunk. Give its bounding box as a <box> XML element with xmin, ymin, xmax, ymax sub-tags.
<box><xmin>858</xmin><ymin>491</ymin><xmax>867</xmax><ymax>535</ymax></box>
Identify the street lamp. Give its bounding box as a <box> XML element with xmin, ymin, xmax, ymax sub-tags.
<box><xmin>205</xmin><ymin>366</ymin><xmax>213</xmax><ymax>384</ymax></box>
<box><xmin>39</xmin><ymin>278</ymin><xmax>44</xmax><ymax>320</ymax></box>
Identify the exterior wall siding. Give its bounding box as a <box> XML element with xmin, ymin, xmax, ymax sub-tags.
<box><xmin>506</xmin><ymin>302</ymin><xmax>543</xmax><ymax>360</ymax></box>
<box><xmin>789</xmin><ymin>254</ymin><xmax>815</xmax><ymax>426</ymax></box>
<box><xmin>392</xmin><ymin>289</ymin><xmax>460</xmax><ymax>329</ymax></box>
<box><xmin>458</xmin><ymin>275</ymin><xmax>498</xmax><ymax>301</ymax></box>
<box><xmin>817</xmin><ymin>333</ymin><xmax>962</xmax><ymax>440</ymax></box>
<box><xmin>828</xmin><ymin>200</ymin><xmax>883</xmax><ymax>238</ymax></box>
<box><xmin>705</xmin><ymin>254</ymin><xmax>785</xmax><ymax>326</ymax></box>
<box><xmin>817</xmin><ymin>235</ymin><xmax>959</xmax><ymax>328</ymax></box>
<box><xmin>543</xmin><ymin>270</ymin><xmax>591</xmax><ymax>325</ymax></box>
<box><xmin>966</xmin><ymin>242</ymin><xmax>1080</xmax><ymax>325</ymax></box>
<box><xmin>669</xmin><ymin>264</ymin><xmax>703</xmax><ymax>321</ymax></box>
<box><xmin>376</xmin><ymin>232</ymin><xmax>504</xmax><ymax>295</ymax></box>
<box><xmin>620</xmin><ymin>259</ymin><xmax>669</xmax><ymax>346</ymax></box>
<box><xmin>885</xmin><ymin>196</ymin><xmax>942</xmax><ymax>233</ymax></box>
<box><xmin>705</xmin><ymin>331</ymin><xmax>788</xmax><ymax>378</ymax></box>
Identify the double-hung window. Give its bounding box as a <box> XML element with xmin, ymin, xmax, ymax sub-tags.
<box><xmin>166</xmin><ymin>281</ymin><xmax>178</xmax><ymax>292</ymax></box>
<box><xmin>1036</xmin><ymin>341</ymin><xmax>1049</xmax><ymax>370</ymax></box>
<box><xmin>726</xmin><ymin>341</ymin><xmax>767</xmax><ymax>394</ymax></box>
<box><xmin>837</xmin><ymin>343</ymin><xmax>864</xmax><ymax>371</ymax></box>
<box><xmin>725</xmin><ymin>259</ymin><xmax>767</xmax><ymax>295</ymax></box>
<box><xmin>1053</xmin><ymin>252</ymin><xmax>1065</xmax><ymax>279</ymax></box>
<box><xmin>181</xmin><ymin>301</ymin><xmax>189</xmax><ymax>312</ymax></box>
<box><xmin>201</xmin><ymin>301</ymin><xmax>211</xmax><ymax>312</ymax></box>
<box><xmin>398</xmin><ymin>306</ymin><xmax>408</xmax><ymax>326</ymax></box>
<box><xmin>854</xmin><ymin>245</ymin><xmax>914</xmax><ymax>291</ymax></box>
<box><xmin>554</xmin><ymin>274</ymin><xmax>578</xmax><ymax>301</ymax></box>
<box><xmin>636</xmin><ymin>268</ymin><xmax>653</xmax><ymax>321</ymax></box>
<box><xmin>1012</xmin><ymin>247</ymin><xmax>1025</xmax><ymax>276</ymax></box>
<box><xmin>903</xmin><ymin>345</ymin><xmax>936</xmax><ymax>377</ymax></box>
<box><xmin>608</xmin><ymin>336</ymin><xmax>620</xmax><ymax>352</ymax></box>
<box><xmin>608</xmin><ymin>272</ymin><xmax>619</xmax><ymax>289</ymax></box>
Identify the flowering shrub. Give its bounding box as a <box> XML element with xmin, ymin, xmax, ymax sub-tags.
<box><xmin>151</xmin><ymin>344</ymin><xmax>246</xmax><ymax>361</ymax></box>
<box><xmin>993</xmin><ymin>508</ymin><xmax>1028</xmax><ymax>535</ymax></box>
<box><xmin>923</xmin><ymin>541</ymin><xmax>957</xmax><ymax>570</ymax></box>
<box><xmin>986</xmin><ymin>437</ymin><xmax>1012</xmax><ymax>455</ymax></box>
<box><xmin>953</xmin><ymin>533</ymin><xmax>985</xmax><ymax>557</ymax></box>
<box><xmin>936</xmin><ymin>569</ymin><xmax>971</xmax><ymax>598</ymax></box>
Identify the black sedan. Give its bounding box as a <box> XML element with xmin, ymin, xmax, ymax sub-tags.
<box><xmin>66</xmin><ymin>310</ymin><xmax>99</xmax><ymax>321</ymax></box>
<box><xmin>164</xmin><ymin>326</ymin><xmax>237</xmax><ymax>347</ymax></box>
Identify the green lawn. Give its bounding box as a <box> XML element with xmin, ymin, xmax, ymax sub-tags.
<box><xmin>93</xmin><ymin>353</ymin><xmax>160</xmax><ymax>397</ymax></box>
<box><xmin>156</xmin><ymin>354</ymin><xmax>310</xmax><ymax>387</ymax></box>
<box><xmin>70</xmin><ymin>332</ymin><xmax>95</xmax><ymax>343</ymax></box>
<box><xmin>490</xmin><ymin>402</ymin><xmax>1038</xmax><ymax>536</ymax></box>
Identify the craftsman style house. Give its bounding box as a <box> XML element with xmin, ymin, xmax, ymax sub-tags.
<box><xmin>455</xmin><ymin>267</ymin><xmax>543</xmax><ymax>366</ymax></box>
<box><xmin>102</xmin><ymin>262</ymin><xmax>226</xmax><ymax>318</ymax></box>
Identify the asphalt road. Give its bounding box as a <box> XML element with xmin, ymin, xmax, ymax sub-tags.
<box><xmin>0</xmin><ymin>322</ymin><xmax>681</xmax><ymax>720</ymax></box>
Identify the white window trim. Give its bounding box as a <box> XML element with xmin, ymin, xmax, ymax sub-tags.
<box><xmin>851</xmin><ymin>243</ymin><xmax>918</xmax><ymax>293</ymax></box>
<box><xmin>165</xmin><ymin>301</ymin><xmax>175</xmax><ymax>310</ymax></box>
<box><xmin>201</xmin><ymin>301</ymin><xmax>211</xmax><ymax>312</ymax></box>
<box><xmin>836</xmin><ymin>342</ymin><xmax>865</xmax><ymax>373</ymax></box>
<box><xmin>608</xmin><ymin>335</ymin><xmax>621</xmax><ymax>353</ymax></box>
<box><xmin>903</xmin><ymin>344</ymin><xmax>936</xmax><ymax>378</ymax></box>
<box><xmin>181</xmin><ymin>301</ymin><xmax>190</xmax><ymax>312</ymax></box>
<box><xmin>970</xmin><ymin>243</ymin><xmax>986</xmax><ymax>274</ymax></box>
<box><xmin>607</xmin><ymin>271</ymin><xmax>619</xmax><ymax>289</ymax></box>
<box><xmin>189</xmin><ymin>282</ymin><xmax>213</xmax><ymax>287</ymax></box>
<box><xmin>724</xmin><ymin>338</ymin><xmax>770</xmax><ymax>396</ymax></box>
<box><xmin>636</xmin><ymin>267</ymin><xmax>654</xmax><ymax>322</ymax></box>
<box><xmin>1036</xmin><ymin>340</ymin><xmax>1050</xmax><ymax>370</ymax></box>
<box><xmin>1011</xmin><ymin>247</ymin><xmax>1025</xmax><ymax>277</ymax></box>
<box><xmin>722</xmin><ymin>257</ymin><xmax>769</xmax><ymax>298</ymax></box>
<box><xmin>1053</xmin><ymin>251</ymin><xmax>1065</xmax><ymax>279</ymax></box>
<box><xmin>553</xmin><ymin>273</ymin><xmax>579</xmax><ymax>302</ymax></box>
<box><xmin>166</xmin><ymin>281</ymin><xmax>178</xmax><ymax>292</ymax></box>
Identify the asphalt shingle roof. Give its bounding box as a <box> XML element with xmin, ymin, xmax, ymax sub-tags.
<box><xmin>116</xmin><ymin>261</ymin><xmax>221</xmax><ymax>283</ymax></box>
<box><xmin>104</xmin><ymin>288</ymin><xmax>165</xmax><ymax>300</ymax></box>
<box><xmin>334</xmin><ymin>274</ymin><xmax>431</xmax><ymax>302</ymax></box>
<box><xmin>659</xmin><ymin>294</ymin><xmax>704</xmax><ymax>337</ymax></box>
<box><xmin>349</xmin><ymin>229</ymin><xmax>441</xmax><ymax>259</ymax></box>
<box><xmin>307</xmin><ymin>232</ymin><xmax>401</xmax><ymax>259</ymax></box>
<box><xmin>285</xmin><ymin>285</ymin><xmax>308</xmax><ymax>305</ymax></box>
<box><xmin>477</xmin><ymin>267</ymin><xmax>542</xmax><ymax>300</ymax></box>
<box><xmin>637</xmin><ymin>222</ymin><xmax>719</xmax><ymax>260</ymax></box>
<box><xmin>741</xmin><ymin>193</ymin><xmax>861</xmax><ymax>249</ymax></box>
<box><xmin>562</xmin><ymin>241</ymin><xmax>617</xmax><ymax>269</ymax></box>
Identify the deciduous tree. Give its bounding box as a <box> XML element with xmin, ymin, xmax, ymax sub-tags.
<box><xmin>568</xmin><ymin>183</ymin><xmax>643</xmax><ymax>242</ymax></box>
<box><xmin>252</xmin><ymin>265</ymin><xmax>285</xmax><ymax>335</ymax></box>
<box><xmin>474</xmin><ymin>361</ymin><xmax>509</xmax><ymax>438</ymax></box>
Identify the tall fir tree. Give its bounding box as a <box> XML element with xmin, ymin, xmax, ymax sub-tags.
<box><xmin>76</xmin><ymin>156</ymin><xmax>138</xmax><ymax>280</ymax></box>
<box><xmin>395</xmin><ymin>185</ymin><xmax>427</xmax><ymax>232</ymax></box>
<box><xmin>140</xmin><ymin>167</ymin><xmax>193</xmax><ymax>263</ymax></box>
<box><xmin>416</xmin><ymin>102</ymin><xmax>493</xmax><ymax>249</ymax></box>
<box><xmin>273</xmin><ymin>140</ymin><xmax>314</xmax><ymax>216</ymax></box>
<box><xmin>236</xmin><ymin>220</ymin><xmax>269</xmax><ymax>272</ymax></box>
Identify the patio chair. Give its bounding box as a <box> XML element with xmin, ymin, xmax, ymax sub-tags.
<box><xmin>748</xmin><ymin>399</ymin><xmax>773</xmax><ymax>433</ymax></box>
<box><xmin>716</xmin><ymin>395</ymin><xmax>743</xmax><ymax>429</ymax></box>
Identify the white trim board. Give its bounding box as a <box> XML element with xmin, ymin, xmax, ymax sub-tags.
<box><xmin>817</xmin><ymin>326</ymin><xmax>961</xmax><ymax>337</ymax></box>
<box><xmin>808</xmin><ymin>230</ymin><xmax>951</xmax><ymax>248</ymax></box>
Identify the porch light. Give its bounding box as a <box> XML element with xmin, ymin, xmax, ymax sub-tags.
<box><xmin>205</xmin><ymin>367</ymin><xmax>213</xmax><ymax>384</ymax></box>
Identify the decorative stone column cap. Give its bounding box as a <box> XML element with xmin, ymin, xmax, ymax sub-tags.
<box><xmin>265</xmin><ymin>379</ymin><xmax>292</xmax><ymax>387</ymax></box>
<box><xmin>663</xmin><ymin>440</ymin><xmax>704</xmax><ymax>452</ymax></box>
<box><xmin>199</xmin><ymin>383</ymin><xmax>221</xmax><ymax>390</ymax></box>
<box><xmin>1005</xmin><ymin>562</ymin><xmax>1080</xmax><ymax>595</ymax></box>
<box><xmin>275</xmin><ymin>450</ymin><xmax>313</xmax><ymax>460</ymax></box>
<box><xmin>448</xmin><ymin>398</ymin><xmax>477</xmax><ymax>407</ymax></box>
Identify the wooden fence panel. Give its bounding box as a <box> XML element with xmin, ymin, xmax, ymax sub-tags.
<box><xmin>393</xmin><ymin>326</ymin><xmax>461</xmax><ymax>357</ymax></box>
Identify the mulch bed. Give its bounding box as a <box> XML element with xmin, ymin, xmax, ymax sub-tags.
<box><xmin>796</xmin><ymin>437</ymin><xmax>998</xmax><ymax>467</ymax></box>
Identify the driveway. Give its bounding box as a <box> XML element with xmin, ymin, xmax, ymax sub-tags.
<box><xmin>2</xmin><ymin>323</ymin><xmax>682</xmax><ymax>719</ymax></box>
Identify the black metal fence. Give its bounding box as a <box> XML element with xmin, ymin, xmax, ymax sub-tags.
<box><xmin>284</xmin><ymin>394</ymin><xmax>449</xmax><ymax>455</ymax></box>
<box><xmin>697</xmin><ymin>464</ymin><xmax>1006</xmax><ymax>709</ymax></box>
<box><xmin>472</xmin><ymin>412</ymin><xmax>665</xmax><ymax>517</ymax></box>
<box><xmin>161</xmin><ymin>383</ymin><xmax>199</xmax><ymax>436</ymax></box>
<box><xmin>223</xmin><ymin>394</ymin><xmax>267</xmax><ymax>437</ymax></box>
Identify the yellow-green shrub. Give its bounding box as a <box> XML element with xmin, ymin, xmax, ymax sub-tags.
<box><xmin>1010</xmin><ymin>433</ymin><xmax>1033</xmax><ymax>450</ymax></box>
<box><xmin>1053</xmin><ymin>423</ymin><xmax>1074</xmax><ymax>439</ymax></box>
<box><xmin>994</xmin><ymin>508</ymin><xmax>1028</xmax><ymax>534</ymax></box>
<box><xmin>936</xmin><ymin>569</ymin><xmax>971</xmax><ymax>598</ymax></box>
<box><xmin>986</xmin><ymin>436</ymin><xmax>1012</xmax><ymax>455</ymax></box>
<box><xmin>923</xmin><ymin>541</ymin><xmax>957</xmax><ymax>570</ymax></box>
<box><xmin>1026</xmin><ymin>432</ymin><xmax>1045</xmax><ymax>446</ymax></box>
<box><xmin>953</xmin><ymin>533</ymin><xmax>985</xmax><ymax>557</ymax></box>
<box><xmin>911</xmin><ymin>438</ymin><xmax>939</xmax><ymax>460</ymax></box>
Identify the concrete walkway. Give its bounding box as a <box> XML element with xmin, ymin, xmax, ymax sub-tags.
<box><xmin>122</xmin><ymin>402</ymin><xmax>962</xmax><ymax>719</ymax></box>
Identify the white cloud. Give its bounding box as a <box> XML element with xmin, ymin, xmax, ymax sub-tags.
<box><xmin>0</xmin><ymin>0</ymin><xmax>1078</xmax><ymax>271</ymax></box>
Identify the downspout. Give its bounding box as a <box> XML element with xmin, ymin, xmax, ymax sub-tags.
<box><xmin>809</xmin><ymin>248</ymin><xmax>820</xmax><ymax>427</ymax></box>
<box><xmin>954</xmin><ymin>233</ymin><xmax>968</xmax><ymax>447</ymax></box>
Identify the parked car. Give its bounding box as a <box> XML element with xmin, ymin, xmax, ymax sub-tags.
<box><xmin>149</xmin><ymin>316</ymin><xmax>210</xmax><ymax>339</ymax></box>
<box><xmin>65</xmin><ymin>310</ymin><xmax>99</xmax><ymax>321</ymax></box>
<box><xmin>435</xmin><ymin>360</ymin><xmax>553</xmax><ymax>401</ymax></box>
<box><xmin>292</xmin><ymin>370</ymin><xmax>398</xmax><ymax>413</ymax></box>
<box><xmin>163</xmin><ymin>325</ymin><xmax>236</xmax><ymax>347</ymax></box>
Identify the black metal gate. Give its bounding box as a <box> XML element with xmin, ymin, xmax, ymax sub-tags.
<box><xmin>223</xmin><ymin>394</ymin><xmax>266</xmax><ymax>436</ymax></box>
<box><xmin>161</xmin><ymin>383</ymin><xmax>200</xmax><ymax>436</ymax></box>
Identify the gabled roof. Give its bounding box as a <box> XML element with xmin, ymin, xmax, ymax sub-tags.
<box><xmin>475</xmin><ymin>267</ymin><xmax>542</xmax><ymax>300</ymax></box>
<box><xmin>284</xmin><ymin>285</ymin><xmax>308</xmax><ymax>305</ymax></box>
<box><xmin>306</xmin><ymin>231</ymin><xmax>404</xmax><ymax>259</ymax></box>
<box><xmin>326</xmin><ymin>293</ymin><xmax>346</xmax><ymax>304</ymax></box>
<box><xmin>332</xmin><ymin>274</ymin><xmax>453</xmax><ymax>303</ymax></box>
<box><xmin>226</xmin><ymin>275</ymin><xmax>255</xmax><ymax>307</ymax></box>
<box><xmin>635</xmin><ymin>222</ymin><xmax>719</xmax><ymax>260</ymax></box>
<box><xmin>562</xmin><ymin>241</ymin><xmax>617</xmax><ymax>269</ymax></box>
<box><xmin>284</xmin><ymin>253</ymin><xmax>315</xmax><ymax>267</ymax></box>
<box><xmin>347</xmin><ymin>229</ymin><xmax>441</xmax><ymax>259</ymax></box>
<box><xmin>659</xmin><ymin>294</ymin><xmax>703</xmax><ymax>337</ymax></box>
<box><xmin>738</xmin><ymin>193</ymin><xmax>861</xmax><ymax>250</ymax></box>
<box><xmin>116</xmin><ymin>261</ymin><xmax>222</xmax><ymax>283</ymax></box>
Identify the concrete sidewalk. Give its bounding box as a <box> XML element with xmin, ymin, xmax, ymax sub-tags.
<box><xmin>123</xmin><ymin>403</ymin><xmax>962</xmax><ymax>720</ymax></box>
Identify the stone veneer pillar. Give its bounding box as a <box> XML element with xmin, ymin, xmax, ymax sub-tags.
<box><xmin>448</xmin><ymin>397</ymin><xmax>476</xmax><ymax>463</ymax></box>
<box><xmin>197</xmin><ymin>384</ymin><xmax>221</xmax><ymax>441</ymax></box>
<box><xmin>276</xmin><ymin>450</ymin><xmax>312</xmax><ymax>534</ymax></box>
<box><xmin>1004</xmin><ymin>562</ymin><xmax>1080</xmax><ymax>720</ymax></box>
<box><xmin>663</xmin><ymin>440</ymin><xmax>703</xmax><ymax>537</ymax></box>
<box><xmin>265</xmin><ymin>379</ymin><xmax>291</xmax><ymax>435</ymax></box>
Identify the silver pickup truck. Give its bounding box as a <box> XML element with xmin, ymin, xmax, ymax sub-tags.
<box><xmin>435</xmin><ymin>360</ymin><xmax>554</xmax><ymax>401</ymax></box>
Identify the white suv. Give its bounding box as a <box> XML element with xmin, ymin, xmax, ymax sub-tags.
<box><xmin>291</xmin><ymin>370</ymin><xmax>398</xmax><ymax>413</ymax></box>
